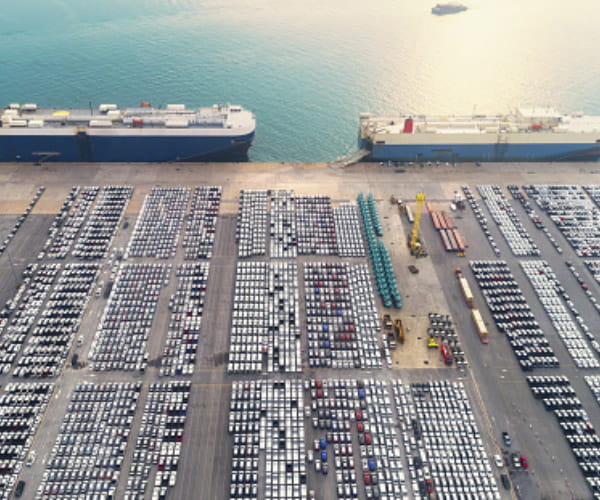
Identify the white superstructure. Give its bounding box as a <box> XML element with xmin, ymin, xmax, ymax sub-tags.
<box><xmin>359</xmin><ymin>108</ymin><xmax>600</xmax><ymax>161</ymax></box>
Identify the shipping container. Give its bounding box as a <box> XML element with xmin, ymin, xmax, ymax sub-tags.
<box><xmin>457</xmin><ymin>277</ymin><xmax>474</xmax><ymax>308</ymax></box>
<box><xmin>443</xmin><ymin>212</ymin><xmax>455</xmax><ymax>229</ymax></box>
<box><xmin>452</xmin><ymin>229</ymin><xmax>467</xmax><ymax>251</ymax></box>
<box><xmin>405</xmin><ymin>205</ymin><xmax>414</xmax><ymax>224</ymax></box>
<box><xmin>471</xmin><ymin>309</ymin><xmax>488</xmax><ymax>344</ymax></box>
<box><xmin>446</xmin><ymin>229</ymin><xmax>458</xmax><ymax>252</ymax></box>
<box><xmin>440</xmin><ymin>230</ymin><xmax>451</xmax><ymax>252</ymax></box>
<box><xmin>431</xmin><ymin>211</ymin><xmax>440</xmax><ymax>230</ymax></box>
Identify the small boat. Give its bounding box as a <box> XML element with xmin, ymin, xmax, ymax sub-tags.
<box><xmin>431</xmin><ymin>2</ymin><xmax>468</xmax><ymax>15</ymax></box>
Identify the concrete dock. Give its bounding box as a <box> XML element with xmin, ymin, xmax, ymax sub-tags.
<box><xmin>1</xmin><ymin>160</ymin><xmax>600</xmax><ymax>500</ymax></box>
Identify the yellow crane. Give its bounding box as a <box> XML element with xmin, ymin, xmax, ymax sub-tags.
<box><xmin>410</xmin><ymin>193</ymin><xmax>426</xmax><ymax>257</ymax></box>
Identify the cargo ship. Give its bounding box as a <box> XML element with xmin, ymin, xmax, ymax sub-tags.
<box><xmin>0</xmin><ymin>102</ymin><xmax>255</xmax><ymax>162</ymax></box>
<box><xmin>431</xmin><ymin>3</ymin><xmax>467</xmax><ymax>15</ymax></box>
<box><xmin>359</xmin><ymin>108</ymin><xmax>600</xmax><ymax>162</ymax></box>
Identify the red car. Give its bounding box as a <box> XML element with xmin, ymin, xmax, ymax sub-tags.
<box><xmin>520</xmin><ymin>455</ymin><xmax>528</xmax><ymax>469</ymax></box>
<box><xmin>363</xmin><ymin>472</ymin><xmax>371</xmax><ymax>485</ymax></box>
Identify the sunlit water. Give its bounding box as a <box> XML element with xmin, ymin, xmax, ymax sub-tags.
<box><xmin>1</xmin><ymin>0</ymin><xmax>599</xmax><ymax>161</ymax></box>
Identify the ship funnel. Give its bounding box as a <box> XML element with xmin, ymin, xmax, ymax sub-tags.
<box><xmin>403</xmin><ymin>117</ymin><xmax>414</xmax><ymax>133</ymax></box>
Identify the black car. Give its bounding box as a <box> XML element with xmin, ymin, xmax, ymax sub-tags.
<box><xmin>15</xmin><ymin>480</ymin><xmax>25</xmax><ymax>498</ymax></box>
<box><xmin>500</xmin><ymin>474</ymin><xmax>511</xmax><ymax>490</ymax></box>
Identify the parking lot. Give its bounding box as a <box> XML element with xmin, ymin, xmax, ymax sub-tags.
<box><xmin>1</xmin><ymin>161</ymin><xmax>600</xmax><ymax>499</ymax></box>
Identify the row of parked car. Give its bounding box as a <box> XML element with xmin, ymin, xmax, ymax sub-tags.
<box><xmin>394</xmin><ymin>381</ymin><xmax>500</xmax><ymax>500</ymax></box>
<box><xmin>0</xmin><ymin>185</ymin><xmax>44</xmax><ymax>256</ymax></box>
<box><xmin>527</xmin><ymin>375</ymin><xmax>600</xmax><ymax>498</ymax></box>
<box><xmin>14</xmin><ymin>263</ymin><xmax>99</xmax><ymax>378</ymax></box>
<box><xmin>581</xmin><ymin>261</ymin><xmax>600</xmax><ymax>313</ymax></box>
<box><xmin>0</xmin><ymin>263</ymin><xmax>61</xmax><ymax>374</ymax></box>
<box><xmin>35</xmin><ymin>382</ymin><xmax>141</xmax><ymax>500</ymax></box>
<box><xmin>229</xmin><ymin>380</ymin><xmax>305</xmax><ymax>499</ymax></box>
<box><xmin>125</xmin><ymin>381</ymin><xmax>191</xmax><ymax>500</ymax></box>
<box><xmin>160</xmin><ymin>263</ymin><xmax>209</xmax><ymax>376</ymax></box>
<box><xmin>44</xmin><ymin>186</ymin><xmax>99</xmax><ymax>260</ymax></box>
<box><xmin>72</xmin><ymin>186</ymin><xmax>133</xmax><ymax>260</ymax></box>
<box><xmin>333</xmin><ymin>204</ymin><xmax>366</xmax><ymax>258</ymax></box>
<box><xmin>270</xmin><ymin>190</ymin><xmax>297</xmax><ymax>258</ymax></box>
<box><xmin>89</xmin><ymin>263</ymin><xmax>169</xmax><ymax>371</ymax></box>
<box><xmin>0</xmin><ymin>382</ymin><xmax>54</xmax><ymax>500</ymax></box>
<box><xmin>229</xmin><ymin>262</ymin><xmax>301</xmax><ymax>374</ymax></box>
<box><xmin>306</xmin><ymin>379</ymin><xmax>407</xmax><ymax>499</ymax></box>
<box><xmin>584</xmin><ymin>375</ymin><xmax>600</xmax><ymax>407</ymax></box>
<box><xmin>469</xmin><ymin>260</ymin><xmax>559</xmax><ymax>370</ymax></box>
<box><xmin>304</xmin><ymin>263</ymin><xmax>382</xmax><ymax>369</ymax></box>
<box><xmin>524</xmin><ymin>184</ymin><xmax>600</xmax><ymax>257</ymax></box>
<box><xmin>236</xmin><ymin>189</ymin><xmax>268</xmax><ymax>258</ymax></box>
<box><xmin>507</xmin><ymin>185</ymin><xmax>564</xmax><ymax>254</ymax></box>
<box><xmin>296</xmin><ymin>196</ymin><xmax>338</xmax><ymax>256</ymax></box>
<box><xmin>520</xmin><ymin>260</ymin><xmax>600</xmax><ymax>368</ymax></box>
<box><xmin>477</xmin><ymin>185</ymin><xmax>540</xmax><ymax>257</ymax></box>
<box><xmin>126</xmin><ymin>187</ymin><xmax>190</xmax><ymax>259</ymax></box>
<box><xmin>182</xmin><ymin>186</ymin><xmax>222</xmax><ymax>260</ymax></box>
<box><xmin>461</xmin><ymin>185</ymin><xmax>501</xmax><ymax>256</ymax></box>
<box><xmin>347</xmin><ymin>265</ymin><xmax>388</xmax><ymax>369</ymax></box>
<box><xmin>236</xmin><ymin>189</ymin><xmax>371</xmax><ymax>260</ymax></box>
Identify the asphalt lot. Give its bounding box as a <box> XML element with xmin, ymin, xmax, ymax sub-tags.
<box><xmin>1</xmin><ymin>161</ymin><xmax>600</xmax><ymax>499</ymax></box>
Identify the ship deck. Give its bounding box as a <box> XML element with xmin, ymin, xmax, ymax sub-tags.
<box><xmin>362</xmin><ymin>112</ymin><xmax>600</xmax><ymax>136</ymax></box>
<box><xmin>1</xmin><ymin>105</ymin><xmax>255</xmax><ymax>131</ymax></box>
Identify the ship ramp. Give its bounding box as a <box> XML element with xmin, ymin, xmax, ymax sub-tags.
<box><xmin>329</xmin><ymin>148</ymin><xmax>370</xmax><ymax>169</ymax></box>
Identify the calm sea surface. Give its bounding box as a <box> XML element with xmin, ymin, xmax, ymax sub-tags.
<box><xmin>1</xmin><ymin>0</ymin><xmax>599</xmax><ymax>162</ymax></box>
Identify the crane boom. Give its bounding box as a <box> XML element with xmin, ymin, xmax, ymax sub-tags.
<box><xmin>410</xmin><ymin>193</ymin><xmax>426</xmax><ymax>254</ymax></box>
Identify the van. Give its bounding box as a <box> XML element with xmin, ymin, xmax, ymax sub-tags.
<box><xmin>15</xmin><ymin>481</ymin><xmax>25</xmax><ymax>498</ymax></box>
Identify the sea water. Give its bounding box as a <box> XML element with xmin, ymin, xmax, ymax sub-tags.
<box><xmin>0</xmin><ymin>0</ymin><xmax>599</xmax><ymax>162</ymax></box>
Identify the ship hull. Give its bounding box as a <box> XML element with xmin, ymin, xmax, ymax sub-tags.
<box><xmin>0</xmin><ymin>130</ymin><xmax>254</xmax><ymax>162</ymax></box>
<box><xmin>361</xmin><ymin>140</ymin><xmax>600</xmax><ymax>162</ymax></box>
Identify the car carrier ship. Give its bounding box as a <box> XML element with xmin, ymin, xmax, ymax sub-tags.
<box><xmin>359</xmin><ymin>108</ymin><xmax>600</xmax><ymax>162</ymax></box>
<box><xmin>0</xmin><ymin>102</ymin><xmax>255</xmax><ymax>162</ymax></box>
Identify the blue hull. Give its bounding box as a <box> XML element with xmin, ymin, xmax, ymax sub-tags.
<box><xmin>362</xmin><ymin>140</ymin><xmax>600</xmax><ymax>162</ymax></box>
<box><xmin>0</xmin><ymin>131</ymin><xmax>255</xmax><ymax>162</ymax></box>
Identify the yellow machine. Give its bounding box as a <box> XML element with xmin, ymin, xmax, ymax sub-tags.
<box><xmin>394</xmin><ymin>319</ymin><xmax>406</xmax><ymax>344</ymax></box>
<box><xmin>383</xmin><ymin>314</ymin><xmax>393</xmax><ymax>331</ymax></box>
<box><xmin>428</xmin><ymin>337</ymin><xmax>439</xmax><ymax>349</ymax></box>
<box><xmin>390</xmin><ymin>194</ymin><xmax>405</xmax><ymax>212</ymax></box>
<box><xmin>410</xmin><ymin>193</ymin><xmax>427</xmax><ymax>257</ymax></box>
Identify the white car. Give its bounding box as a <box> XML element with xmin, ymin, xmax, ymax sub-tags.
<box><xmin>494</xmin><ymin>454</ymin><xmax>503</xmax><ymax>468</ymax></box>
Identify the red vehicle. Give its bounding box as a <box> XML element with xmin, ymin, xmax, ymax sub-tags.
<box><xmin>363</xmin><ymin>472</ymin><xmax>371</xmax><ymax>485</ymax></box>
<box><xmin>440</xmin><ymin>344</ymin><xmax>454</xmax><ymax>366</ymax></box>
<box><xmin>520</xmin><ymin>455</ymin><xmax>528</xmax><ymax>469</ymax></box>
